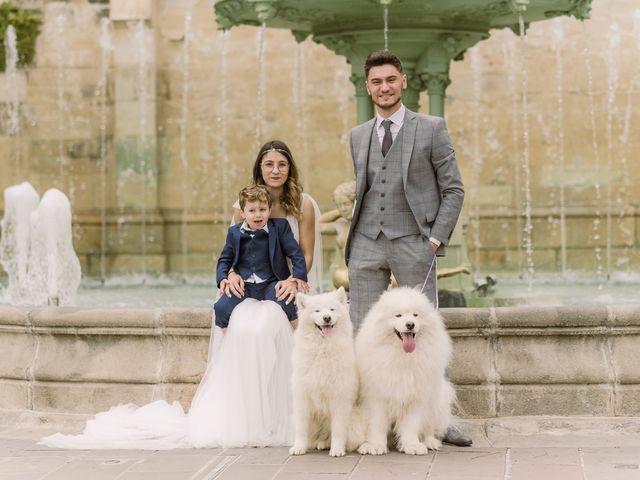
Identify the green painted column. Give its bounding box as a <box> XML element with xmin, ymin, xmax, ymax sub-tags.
<box><xmin>350</xmin><ymin>73</ymin><xmax>374</xmax><ymax>124</ymax></box>
<box><xmin>402</xmin><ymin>78</ymin><xmax>421</xmax><ymax>114</ymax></box>
<box><xmin>421</xmin><ymin>71</ymin><xmax>451</xmax><ymax>118</ymax></box>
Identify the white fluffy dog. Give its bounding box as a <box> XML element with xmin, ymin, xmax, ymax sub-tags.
<box><xmin>356</xmin><ymin>287</ymin><xmax>455</xmax><ymax>455</ymax></box>
<box><xmin>289</xmin><ymin>287</ymin><xmax>358</xmax><ymax>457</ymax></box>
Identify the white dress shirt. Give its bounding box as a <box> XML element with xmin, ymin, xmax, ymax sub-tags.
<box><xmin>239</xmin><ymin>221</ymin><xmax>270</xmax><ymax>283</ymax></box>
<box><xmin>375</xmin><ymin>104</ymin><xmax>405</xmax><ymax>146</ymax></box>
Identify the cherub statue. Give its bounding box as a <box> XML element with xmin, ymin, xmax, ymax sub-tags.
<box><xmin>319</xmin><ymin>180</ymin><xmax>356</xmax><ymax>290</ymax></box>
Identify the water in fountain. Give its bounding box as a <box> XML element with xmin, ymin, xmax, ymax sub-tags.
<box><xmin>383</xmin><ymin>3</ymin><xmax>389</xmax><ymax>51</ymax></box>
<box><xmin>294</xmin><ymin>41</ymin><xmax>310</xmax><ymax>192</ymax></box>
<box><xmin>0</xmin><ymin>183</ymin><xmax>40</xmax><ymax>304</ymax></box>
<box><xmin>255</xmin><ymin>23</ymin><xmax>266</xmax><ymax>148</ymax></box>
<box><xmin>552</xmin><ymin>19</ymin><xmax>567</xmax><ymax>275</ymax></box>
<box><xmin>501</xmin><ymin>33</ymin><xmax>524</xmax><ymax>274</ymax></box>
<box><xmin>616</xmin><ymin>10</ymin><xmax>640</xmax><ymax>264</ymax></box>
<box><xmin>130</xmin><ymin>20</ymin><xmax>154</xmax><ymax>279</ymax></box>
<box><xmin>180</xmin><ymin>12</ymin><xmax>192</xmax><ymax>277</ymax></box>
<box><xmin>24</xmin><ymin>189</ymin><xmax>82</xmax><ymax>306</ymax></box>
<box><xmin>55</xmin><ymin>14</ymin><xmax>67</xmax><ymax>190</ymax></box>
<box><xmin>469</xmin><ymin>47</ymin><xmax>483</xmax><ymax>277</ymax></box>
<box><xmin>97</xmin><ymin>18</ymin><xmax>112</xmax><ymax>283</ymax></box>
<box><xmin>518</xmin><ymin>14</ymin><xmax>534</xmax><ymax>288</ymax></box>
<box><xmin>4</xmin><ymin>25</ymin><xmax>21</xmax><ymax>181</ymax></box>
<box><xmin>605</xmin><ymin>23</ymin><xmax>620</xmax><ymax>279</ymax></box>
<box><xmin>581</xmin><ymin>22</ymin><xmax>604</xmax><ymax>287</ymax></box>
<box><xmin>334</xmin><ymin>63</ymin><xmax>351</xmax><ymax>178</ymax></box>
<box><xmin>218</xmin><ymin>30</ymin><xmax>231</xmax><ymax>219</ymax></box>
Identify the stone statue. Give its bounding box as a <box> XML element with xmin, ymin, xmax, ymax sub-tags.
<box><xmin>319</xmin><ymin>180</ymin><xmax>356</xmax><ymax>290</ymax></box>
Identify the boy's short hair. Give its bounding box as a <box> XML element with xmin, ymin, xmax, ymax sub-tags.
<box><xmin>364</xmin><ymin>50</ymin><xmax>404</xmax><ymax>79</ymax></box>
<box><xmin>238</xmin><ymin>184</ymin><xmax>272</xmax><ymax>210</ymax></box>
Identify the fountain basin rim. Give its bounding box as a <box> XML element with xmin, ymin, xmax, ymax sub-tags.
<box><xmin>2</xmin><ymin>304</ymin><xmax>640</xmax><ymax>331</ymax></box>
<box><xmin>0</xmin><ymin>306</ymin><xmax>211</xmax><ymax>330</ymax></box>
<box><xmin>311</xmin><ymin>27</ymin><xmax>492</xmax><ymax>40</ymax></box>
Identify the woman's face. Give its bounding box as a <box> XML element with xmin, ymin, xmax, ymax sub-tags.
<box><xmin>260</xmin><ymin>150</ymin><xmax>290</xmax><ymax>189</ymax></box>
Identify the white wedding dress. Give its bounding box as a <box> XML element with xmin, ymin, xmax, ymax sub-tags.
<box><xmin>41</xmin><ymin>194</ymin><xmax>323</xmax><ymax>449</ymax></box>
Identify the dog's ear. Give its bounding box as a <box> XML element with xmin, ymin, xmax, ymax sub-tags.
<box><xmin>296</xmin><ymin>292</ymin><xmax>307</xmax><ymax>310</ymax></box>
<box><xmin>335</xmin><ymin>286</ymin><xmax>347</xmax><ymax>304</ymax></box>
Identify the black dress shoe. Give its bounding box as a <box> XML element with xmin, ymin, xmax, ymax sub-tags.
<box><xmin>442</xmin><ymin>425</ymin><xmax>472</xmax><ymax>447</ymax></box>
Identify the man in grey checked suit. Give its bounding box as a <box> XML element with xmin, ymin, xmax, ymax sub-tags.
<box><xmin>345</xmin><ymin>50</ymin><xmax>470</xmax><ymax>447</ymax></box>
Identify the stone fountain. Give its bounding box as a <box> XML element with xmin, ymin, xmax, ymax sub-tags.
<box><xmin>4</xmin><ymin>0</ymin><xmax>640</xmax><ymax>424</ymax></box>
<box><xmin>213</xmin><ymin>0</ymin><xmax>592</xmax><ymax>121</ymax></box>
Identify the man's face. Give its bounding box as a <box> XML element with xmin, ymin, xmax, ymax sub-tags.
<box><xmin>366</xmin><ymin>64</ymin><xmax>407</xmax><ymax>113</ymax></box>
<box><xmin>241</xmin><ymin>200</ymin><xmax>271</xmax><ymax>230</ymax></box>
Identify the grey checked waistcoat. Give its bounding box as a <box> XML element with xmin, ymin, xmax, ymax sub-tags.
<box><xmin>354</xmin><ymin>125</ymin><xmax>421</xmax><ymax>240</ymax></box>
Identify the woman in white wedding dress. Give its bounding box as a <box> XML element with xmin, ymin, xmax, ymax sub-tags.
<box><xmin>41</xmin><ymin>140</ymin><xmax>322</xmax><ymax>450</ymax></box>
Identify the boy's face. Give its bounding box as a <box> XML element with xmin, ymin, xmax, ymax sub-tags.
<box><xmin>240</xmin><ymin>200</ymin><xmax>271</xmax><ymax>230</ymax></box>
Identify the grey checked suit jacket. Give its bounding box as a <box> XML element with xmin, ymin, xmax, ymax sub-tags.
<box><xmin>345</xmin><ymin>107</ymin><xmax>464</xmax><ymax>265</ymax></box>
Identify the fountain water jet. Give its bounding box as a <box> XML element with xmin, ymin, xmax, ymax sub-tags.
<box><xmin>255</xmin><ymin>23</ymin><xmax>267</xmax><ymax>148</ymax></box>
<box><xmin>616</xmin><ymin>10</ymin><xmax>640</xmax><ymax>263</ymax></box>
<box><xmin>581</xmin><ymin>22</ymin><xmax>604</xmax><ymax>287</ymax></box>
<box><xmin>0</xmin><ymin>183</ymin><xmax>40</xmax><ymax>304</ymax></box>
<box><xmin>293</xmin><ymin>41</ymin><xmax>310</xmax><ymax>192</ymax></box>
<box><xmin>55</xmin><ymin>14</ymin><xmax>67</xmax><ymax>190</ymax></box>
<box><xmin>604</xmin><ymin>23</ymin><xmax>620</xmax><ymax>279</ymax></box>
<box><xmin>96</xmin><ymin>18</ymin><xmax>112</xmax><ymax>283</ymax></box>
<box><xmin>218</xmin><ymin>30</ymin><xmax>231</xmax><ymax>218</ymax></box>
<box><xmin>517</xmin><ymin>13</ymin><xmax>534</xmax><ymax>288</ymax></box>
<box><xmin>4</xmin><ymin>25</ymin><xmax>21</xmax><ymax>181</ymax></box>
<box><xmin>382</xmin><ymin>1</ymin><xmax>390</xmax><ymax>51</ymax></box>
<box><xmin>25</xmin><ymin>189</ymin><xmax>82</xmax><ymax>306</ymax></box>
<box><xmin>552</xmin><ymin>19</ymin><xmax>567</xmax><ymax>275</ymax></box>
<box><xmin>501</xmin><ymin>33</ymin><xmax>524</xmax><ymax>275</ymax></box>
<box><xmin>469</xmin><ymin>47</ymin><xmax>483</xmax><ymax>277</ymax></box>
<box><xmin>180</xmin><ymin>12</ymin><xmax>193</xmax><ymax>278</ymax></box>
<box><xmin>130</xmin><ymin>20</ymin><xmax>154</xmax><ymax>279</ymax></box>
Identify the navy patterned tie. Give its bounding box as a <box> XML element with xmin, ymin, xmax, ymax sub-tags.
<box><xmin>381</xmin><ymin>119</ymin><xmax>393</xmax><ymax>156</ymax></box>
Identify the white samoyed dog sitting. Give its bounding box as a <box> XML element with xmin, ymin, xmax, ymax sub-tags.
<box><xmin>355</xmin><ymin>287</ymin><xmax>455</xmax><ymax>455</ymax></box>
<box><xmin>289</xmin><ymin>287</ymin><xmax>359</xmax><ymax>457</ymax></box>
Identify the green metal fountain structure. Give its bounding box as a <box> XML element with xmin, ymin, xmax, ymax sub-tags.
<box><xmin>212</xmin><ymin>0</ymin><xmax>593</xmax><ymax>295</ymax></box>
<box><xmin>213</xmin><ymin>0</ymin><xmax>592</xmax><ymax>122</ymax></box>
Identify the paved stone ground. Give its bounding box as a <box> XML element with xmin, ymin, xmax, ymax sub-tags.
<box><xmin>1</xmin><ymin>415</ymin><xmax>640</xmax><ymax>479</ymax></box>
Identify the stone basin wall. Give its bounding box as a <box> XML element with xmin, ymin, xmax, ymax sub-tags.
<box><xmin>1</xmin><ymin>305</ymin><xmax>639</xmax><ymax>417</ymax></box>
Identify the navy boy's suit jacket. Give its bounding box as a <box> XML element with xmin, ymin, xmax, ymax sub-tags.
<box><xmin>215</xmin><ymin>218</ymin><xmax>308</xmax><ymax>287</ymax></box>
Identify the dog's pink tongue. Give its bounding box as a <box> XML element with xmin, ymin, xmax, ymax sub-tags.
<box><xmin>321</xmin><ymin>326</ymin><xmax>333</xmax><ymax>336</ymax></box>
<box><xmin>401</xmin><ymin>333</ymin><xmax>416</xmax><ymax>353</ymax></box>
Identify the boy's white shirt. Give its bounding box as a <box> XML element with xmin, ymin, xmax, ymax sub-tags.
<box><xmin>239</xmin><ymin>221</ymin><xmax>269</xmax><ymax>283</ymax></box>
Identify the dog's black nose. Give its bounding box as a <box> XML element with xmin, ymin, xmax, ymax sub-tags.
<box><xmin>323</xmin><ymin>315</ymin><xmax>332</xmax><ymax>323</ymax></box>
<box><xmin>406</xmin><ymin>321</ymin><xmax>415</xmax><ymax>330</ymax></box>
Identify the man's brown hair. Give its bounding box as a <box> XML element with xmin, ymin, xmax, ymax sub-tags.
<box><xmin>238</xmin><ymin>184</ymin><xmax>272</xmax><ymax>210</ymax></box>
<box><xmin>364</xmin><ymin>50</ymin><xmax>404</xmax><ymax>79</ymax></box>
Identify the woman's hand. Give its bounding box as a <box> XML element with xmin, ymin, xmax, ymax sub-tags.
<box><xmin>220</xmin><ymin>271</ymin><xmax>244</xmax><ymax>298</ymax></box>
<box><xmin>293</xmin><ymin>278</ymin><xmax>310</xmax><ymax>294</ymax></box>
<box><xmin>275</xmin><ymin>278</ymin><xmax>299</xmax><ymax>304</ymax></box>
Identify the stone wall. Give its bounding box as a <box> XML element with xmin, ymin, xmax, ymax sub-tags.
<box><xmin>1</xmin><ymin>304</ymin><xmax>639</xmax><ymax>417</ymax></box>
<box><xmin>0</xmin><ymin>0</ymin><xmax>638</xmax><ymax>278</ymax></box>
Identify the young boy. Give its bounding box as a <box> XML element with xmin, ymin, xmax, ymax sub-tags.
<box><xmin>214</xmin><ymin>185</ymin><xmax>308</xmax><ymax>331</ymax></box>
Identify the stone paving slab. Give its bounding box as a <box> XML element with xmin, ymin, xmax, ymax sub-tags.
<box><xmin>1</xmin><ymin>416</ymin><xmax>640</xmax><ymax>479</ymax></box>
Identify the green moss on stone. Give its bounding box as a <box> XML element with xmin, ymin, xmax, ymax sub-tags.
<box><xmin>0</xmin><ymin>1</ymin><xmax>42</xmax><ymax>71</ymax></box>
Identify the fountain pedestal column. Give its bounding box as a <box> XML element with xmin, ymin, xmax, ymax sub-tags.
<box><xmin>319</xmin><ymin>29</ymin><xmax>487</xmax><ymax>123</ymax></box>
<box><xmin>349</xmin><ymin>73</ymin><xmax>374</xmax><ymax>124</ymax></box>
